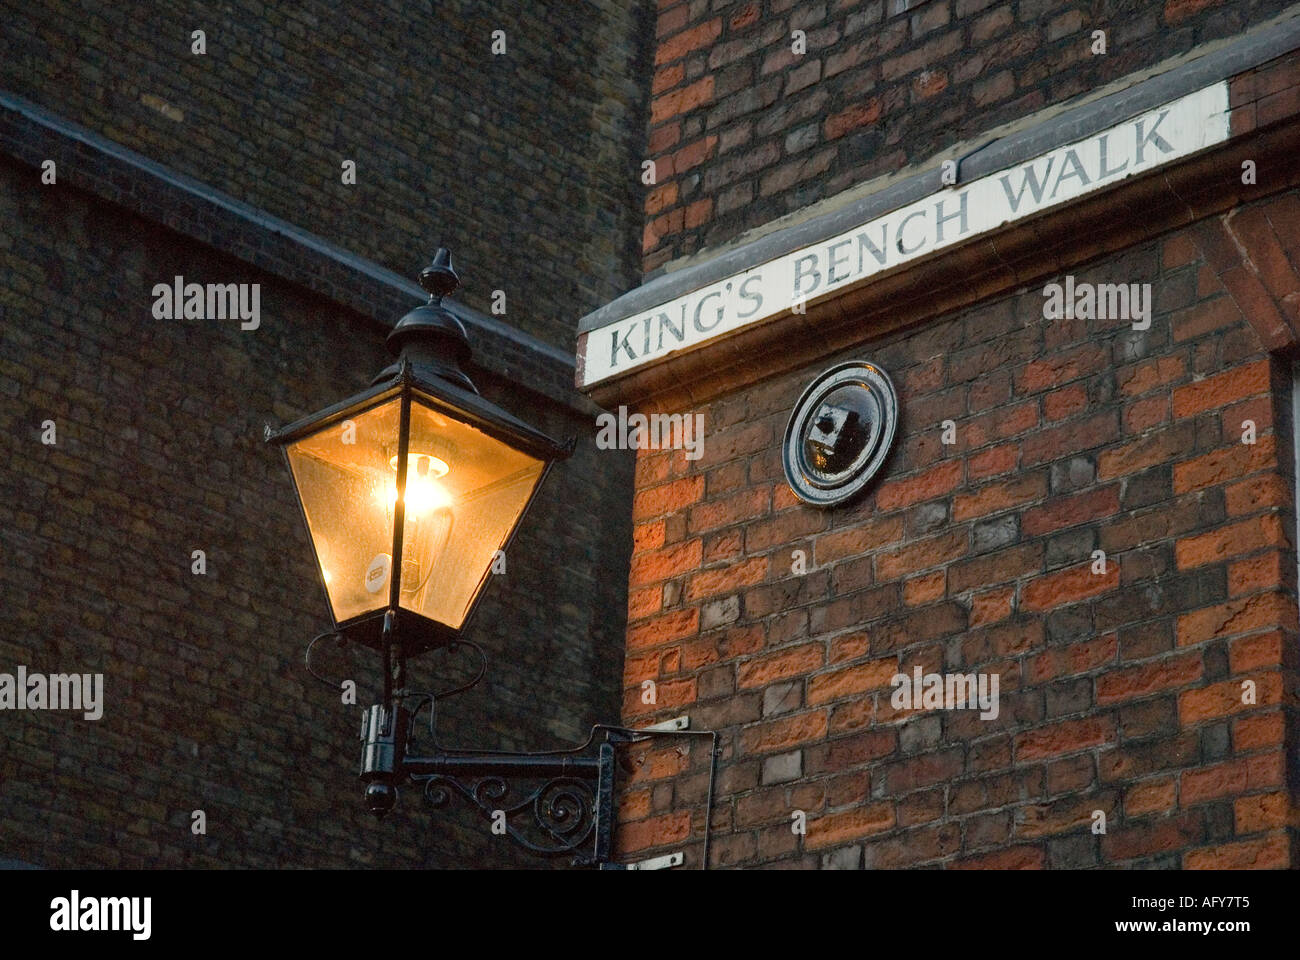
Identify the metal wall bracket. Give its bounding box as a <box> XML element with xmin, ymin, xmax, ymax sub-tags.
<box><xmin>602</xmin><ymin>851</ymin><xmax>684</xmax><ymax>871</ymax></box>
<box><xmin>637</xmin><ymin>715</ymin><xmax>689</xmax><ymax>733</ymax></box>
<box><xmin>358</xmin><ymin>695</ymin><xmax>701</xmax><ymax>868</ymax></box>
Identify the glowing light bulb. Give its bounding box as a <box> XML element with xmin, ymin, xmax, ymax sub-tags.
<box><xmin>377</xmin><ymin>453</ymin><xmax>454</xmax><ymax>516</ymax></box>
<box><xmin>371</xmin><ymin>452</ymin><xmax>456</xmax><ymax>607</ymax></box>
<box><xmin>387</xmin><ymin>474</ymin><xmax>452</xmax><ymax>514</ymax></box>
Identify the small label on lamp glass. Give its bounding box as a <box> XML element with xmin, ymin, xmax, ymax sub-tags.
<box><xmin>365</xmin><ymin>554</ymin><xmax>391</xmax><ymax>594</ymax></box>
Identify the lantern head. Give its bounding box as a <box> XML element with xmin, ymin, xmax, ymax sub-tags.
<box><xmin>267</xmin><ymin>249</ymin><xmax>572</xmax><ymax>656</ymax></box>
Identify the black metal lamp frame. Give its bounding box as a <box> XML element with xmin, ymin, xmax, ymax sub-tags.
<box><xmin>268</xmin><ymin>250</ymin><xmax>636</xmax><ymax>867</ymax></box>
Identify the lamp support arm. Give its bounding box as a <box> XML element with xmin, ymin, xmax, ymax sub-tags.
<box><xmin>359</xmin><ymin>701</ymin><xmax>625</xmax><ymax>866</ymax></box>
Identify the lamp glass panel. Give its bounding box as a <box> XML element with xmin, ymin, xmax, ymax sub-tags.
<box><xmin>399</xmin><ymin>395</ymin><xmax>545</xmax><ymax>628</ymax></box>
<box><xmin>285</xmin><ymin>398</ymin><xmax>402</xmax><ymax>624</ymax></box>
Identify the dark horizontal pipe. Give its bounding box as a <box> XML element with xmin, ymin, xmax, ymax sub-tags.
<box><xmin>402</xmin><ymin>753</ymin><xmax>601</xmax><ymax>780</ymax></box>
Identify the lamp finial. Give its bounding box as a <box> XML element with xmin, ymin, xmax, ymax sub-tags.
<box><xmin>419</xmin><ymin>248</ymin><xmax>459</xmax><ymax>300</ymax></box>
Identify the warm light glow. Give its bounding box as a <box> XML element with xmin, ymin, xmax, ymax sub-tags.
<box><xmin>385</xmin><ymin>475</ymin><xmax>453</xmax><ymax>515</ymax></box>
<box><xmin>389</xmin><ymin>452</ymin><xmax>450</xmax><ymax>479</ymax></box>
<box><xmin>379</xmin><ymin>452</ymin><xmax>454</xmax><ymax>515</ymax></box>
<box><xmin>284</xmin><ymin>395</ymin><xmax>545</xmax><ymax>629</ymax></box>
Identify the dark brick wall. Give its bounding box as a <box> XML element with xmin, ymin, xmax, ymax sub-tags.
<box><xmin>617</xmin><ymin>190</ymin><xmax>1300</xmax><ymax>869</ymax></box>
<box><xmin>0</xmin><ymin>0</ymin><xmax>649</xmax><ymax>868</ymax></box>
<box><xmin>0</xmin><ymin>155</ymin><xmax>635</xmax><ymax>868</ymax></box>
<box><xmin>642</xmin><ymin>0</ymin><xmax>1296</xmax><ymax>272</ymax></box>
<box><xmin>0</xmin><ymin>0</ymin><xmax>653</xmax><ymax>349</ymax></box>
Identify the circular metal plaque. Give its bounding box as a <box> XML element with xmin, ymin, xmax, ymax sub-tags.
<box><xmin>782</xmin><ymin>361</ymin><xmax>899</xmax><ymax>507</ymax></box>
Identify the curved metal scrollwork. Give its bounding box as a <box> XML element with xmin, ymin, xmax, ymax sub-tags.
<box><xmin>414</xmin><ymin>773</ymin><xmax>597</xmax><ymax>857</ymax></box>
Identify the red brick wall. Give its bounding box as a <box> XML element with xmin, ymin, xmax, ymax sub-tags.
<box><xmin>617</xmin><ymin>191</ymin><xmax>1300</xmax><ymax>869</ymax></box>
<box><xmin>643</xmin><ymin>0</ymin><xmax>1293</xmax><ymax>272</ymax></box>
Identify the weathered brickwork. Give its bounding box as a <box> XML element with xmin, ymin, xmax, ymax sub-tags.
<box><xmin>642</xmin><ymin>0</ymin><xmax>1295</xmax><ymax>272</ymax></box>
<box><xmin>0</xmin><ymin>0</ymin><xmax>649</xmax><ymax>866</ymax></box>
<box><xmin>0</xmin><ymin>157</ymin><xmax>635</xmax><ymax>867</ymax></box>
<box><xmin>618</xmin><ymin>189</ymin><xmax>1300</xmax><ymax>869</ymax></box>
<box><xmin>0</xmin><ymin>0</ymin><xmax>653</xmax><ymax>349</ymax></box>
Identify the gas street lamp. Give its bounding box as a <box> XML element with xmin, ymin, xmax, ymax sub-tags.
<box><xmin>266</xmin><ymin>250</ymin><xmax>716</xmax><ymax>867</ymax></box>
<box><xmin>267</xmin><ymin>248</ymin><xmax>567</xmax><ymax>660</ymax></box>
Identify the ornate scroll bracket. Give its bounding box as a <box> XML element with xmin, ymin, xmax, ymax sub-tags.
<box><xmin>414</xmin><ymin>773</ymin><xmax>597</xmax><ymax>858</ymax></box>
<box><xmin>362</xmin><ymin>701</ymin><xmax>627</xmax><ymax>867</ymax></box>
